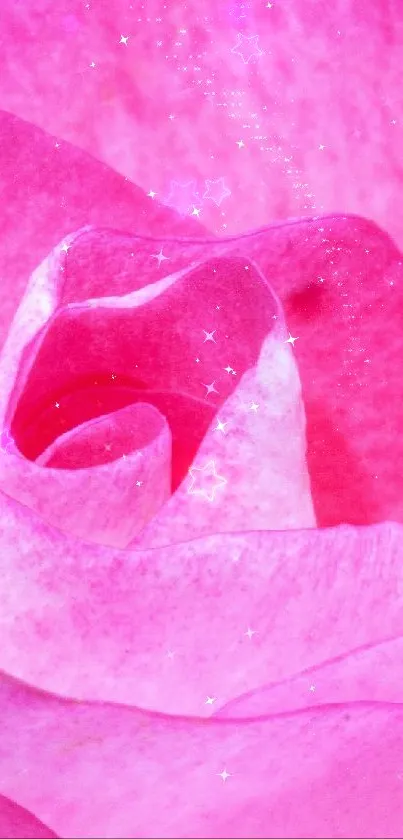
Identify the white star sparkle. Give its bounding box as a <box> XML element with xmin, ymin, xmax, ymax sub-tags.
<box><xmin>231</xmin><ymin>33</ymin><xmax>263</xmax><ymax>64</ymax></box>
<box><xmin>284</xmin><ymin>333</ymin><xmax>299</xmax><ymax>346</ymax></box>
<box><xmin>187</xmin><ymin>460</ymin><xmax>227</xmax><ymax>502</ymax></box>
<box><xmin>203</xmin><ymin>381</ymin><xmax>218</xmax><ymax>396</ymax></box>
<box><xmin>152</xmin><ymin>248</ymin><xmax>169</xmax><ymax>267</ymax></box>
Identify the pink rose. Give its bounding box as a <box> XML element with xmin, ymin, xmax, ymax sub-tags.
<box><xmin>1</xmin><ymin>109</ymin><xmax>403</xmax><ymax>839</ymax></box>
<box><xmin>1</xmin><ymin>1</ymin><xmax>403</xmax><ymax>835</ymax></box>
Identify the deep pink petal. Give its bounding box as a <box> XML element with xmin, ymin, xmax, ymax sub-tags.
<box><xmin>0</xmin><ymin>109</ymin><xmax>205</xmax><ymax>352</ymax></box>
<box><xmin>0</xmin><ymin>794</ymin><xmax>58</xmax><ymax>839</ymax></box>
<box><xmin>230</xmin><ymin>216</ymin><xmax>403</xmax><ymax>527</ymax></box>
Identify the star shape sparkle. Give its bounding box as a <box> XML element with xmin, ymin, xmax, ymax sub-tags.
<box><xmin>203</xmin><ymin>177</ymin><xmax>231</xmax><ymax>206</ymax></box>
<box><xmin>231</xmin><ymin>33</ymin><xmax>263</xmax><ymax>64</ymax></box>
<box><xmin>284</xmin><ymin>333</ymin><xmax>299</xmax><ymax>346</ymax></box>
<box><xmin>187</xmin><ymin>460</ymin><xmax>227</xmax><ymax>502</ymax></box>
<box><xmin>151</xmin><ymin>248</ymin><xmax>169</xmax><ymax>267</ymax></box>
<box><xmin>203</xmin><ymin>381</ymin><xmax>219</xmax><ymax>396</ymax></box>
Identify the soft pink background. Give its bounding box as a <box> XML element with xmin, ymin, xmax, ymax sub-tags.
<box><xmin>0</xmin><ymin>0</ymin><xmax>402</xmax><ymax>243</ymax></box>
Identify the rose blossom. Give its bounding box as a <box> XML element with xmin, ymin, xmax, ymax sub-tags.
<box><xmin>0</xmin><ymin>108</ymin><xmax>403</xmax><ymax>838</ymax></box>
<box><xmin>0</xmin><ymin>1</ymin><xmax>403</xmax><ymax>835</ymax></box>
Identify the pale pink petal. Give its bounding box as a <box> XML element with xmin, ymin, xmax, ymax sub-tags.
<box><xmin>1</xmin><ymin>670</ymin><xmax>403</xmax><ymax>838</ymax></box>
<box><xmin>216</xmin><ymin>636</ymin><xmax>403</xmax><ymax>718</ymax></box>
<box><xmin>36</xmin><ymin>402</ymin><xmax>172</xmax><ymax>548</ymax></box>
<box><xmin>0</xmin><ymin>473</ymin><xmax>402</xmax><ymax>715</ymax></box>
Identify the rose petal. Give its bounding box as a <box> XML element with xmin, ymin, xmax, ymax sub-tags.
<box><xmin>216</xmin><ymin>636</ymin><xmax>403</xmax><ymax>718</ymax></box>
<box><xmin>36</xmin><ymin>402</ymin><xmax>172</xmax><ymax>547</ymax></box>
<box><xmin>1</xmin><ymin>670</ymin><xmax>403</xmax><ymax>838</ymax></box>
<box><xmin>0</xmin><ymin>109</ymin><xmax>206</xmax><ymax>352</ymax></box>
<box><xmin>0</xmin><ymin>470</ymin><xmax>402</xmax><ymax>714</ymax></box>
<box><xmin>0</xmin><ymin>794</ymin><xmax>58</xmax><ymax>839</ymax></box>
<box><xmin>230</xmin><ymin>215</ymin><xmax>403</xmax><ymax>526</ymax></box>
